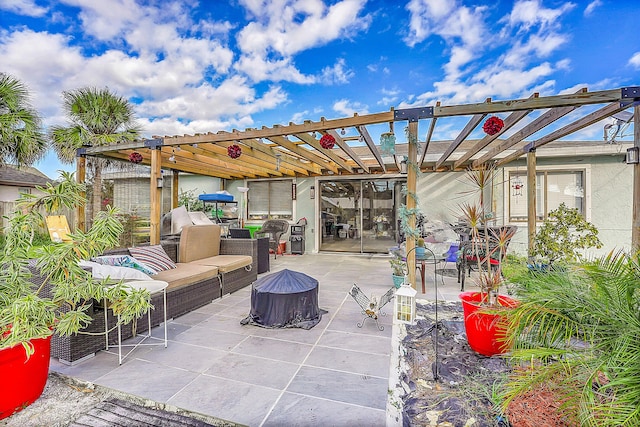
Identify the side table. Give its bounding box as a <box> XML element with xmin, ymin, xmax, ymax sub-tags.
<box><xmin>105</xmin><ymin>280</ymin><xmax>168</xmax><ymax>364</ymax></box>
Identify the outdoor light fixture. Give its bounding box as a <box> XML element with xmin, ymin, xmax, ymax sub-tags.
<box><xmin>626</xmin><ymin>147</ymin><xmax>639</xmax><ymax>164</ymax></box>
<box><xmin>400</xmin><ymin>157</ymin><xmax>408</xmax><ymax>174</ymax></box>
<box><xmin>310</xmin><ymin>185</ymin><xmax>315</xmax><ymax>199</ymax></box>
<box><xmin>395</xmin><ymin>284</ymin><xmax>416</xmax><ymax>324</ymax></box>
<box><xmin>156</xmin><ymin>177</ymin><xmax>163</xmax><ymax>188</ymax></box>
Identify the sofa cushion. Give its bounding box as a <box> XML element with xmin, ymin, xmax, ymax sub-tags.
<box><xmin>179</xmin><ymin>224</ymin><xmax>221</xmax><ymax>262</ymax></box>
<box><xmin>154</xmin><ymin>263</ymin><xmax>219</xmax><ymax>291</ymax></box>
<box><xmin>191</xmin><ymin>255</ymin><xmax>252</xmax><ymax>273</ymax></box>
<box><xmin>129</xmin><ymin>245</ymin><xmax>177</xmax><ymax>273</ymax></box>
<box><xmin>78</xmin><ymin>260</ymin><xmax>153</xmax><ymax>281</ymax></box>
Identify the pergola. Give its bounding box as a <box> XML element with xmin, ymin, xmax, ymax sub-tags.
<box><xmin>77</xmin><ymin>86</ymin><xmax>640</xmax><ymax>286</ymax></box>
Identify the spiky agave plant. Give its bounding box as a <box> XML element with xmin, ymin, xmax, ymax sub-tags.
<box><xmin>501</xmin><ymin>250</ymin><xmax>640</xmax><ymax>426</ymax></box>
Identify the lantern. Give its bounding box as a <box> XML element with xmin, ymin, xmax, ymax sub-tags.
<box><xmin>395</xmin><ymin>284</ymin><xmax>416</xmax><ymax>324</ymax></box>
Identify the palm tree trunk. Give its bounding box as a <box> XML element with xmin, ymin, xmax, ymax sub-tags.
<box><xmin>91</xmin><ymin>163</ymin><xmax>103</xmax><ymax>228</ymax></box>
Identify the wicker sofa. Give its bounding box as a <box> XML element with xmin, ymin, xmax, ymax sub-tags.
<box><xmin>33</xmin><ymin>227</ymin><xmax>258</xmax><ymax>364</ymax></box>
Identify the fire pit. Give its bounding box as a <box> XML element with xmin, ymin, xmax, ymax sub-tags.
<box><xmin>240</xmin><ymin>269</ymin><xmax>325</xmax><ymax>329</ymax></box>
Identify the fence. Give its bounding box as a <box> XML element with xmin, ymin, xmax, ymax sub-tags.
<box><xmin>0</xmin><ymin>201</ymin><xmax>76</xmax><ymax>236</ymax></box>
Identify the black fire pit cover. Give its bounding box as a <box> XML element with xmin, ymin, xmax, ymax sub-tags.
<box><xmin>240</xmin><ymin>269</ymin><xmax>325</xmax><ymax>329</ymax></box>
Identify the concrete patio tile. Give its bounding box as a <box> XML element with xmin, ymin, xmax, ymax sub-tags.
<box><xmin>326</xmin><ymin>312</ymin><xmax>393</xmax><ymax>337</ymax></box>
<box><xmin>246</xmin><ymin>323</ymin><xmax>325</xmax><ymax>345</ymax></box>
<box><xmin>231</xmin><ymin>335</ymin><xmax>313</xmax><ymax>364</ymax></box>
<box><xmin>149</xmin><ymin>320</ymin><xmax>190</xmax><ymax>340</ymax></box>
<box><xmin>201</xmin><ymin>313</ymin><xmax>255</xmax><ymax>335</ymax></box>
<box><xmin>170</xmin><ymin>309</ymin><xmax>212</xmax><ymax>326</ymax></box>
<box><xmin>304</xmin><ymin>346</ymin><xmax>390</xmax><ymax>377</ymax></box>
<box><xmin>94</xmin><ymin>359</ymin><xmax>199</xmax><ymax>402</ymax></box>
<box><xmin>174</xmin><ymin>325</ymin><xmax>249</xmax><ymax>351</ymax></box>
<box><xmin>50</xmin><ymin>350</ymin><xmax>121</xmax><ymax>382</ymax></box>
<box><xmin>168</xmin><ymin>375</ymin><xmax>281</xmax><ymax>427</ymax></box>
<box><xmin>204</xmin><ymin>353</ymin><xmax>298</xmax><ymax>389</ymax></box>
<box><xmin>262</xmin><ymin>392</ymin><xmax>386</xmax><ymax>427</ymax></box>
<box><xmin>139</xmin><ymin>341</ymin><xmax>228</xmax><ymax>373</ymax></box>
<box><xmin>216</xmin><ymin>293</ymin><xmax>251</xmax><ymax>306</ymax></box>
<box><xmin>316</xmin><ymin>329</ymin><xmax>392</xmax><ymax>355</ymax></box>
<box><xmin>215</xmin><ymin>302</ymin><xmax>252</xmax><ymax>319</ymax></box>
<box><xmin>286</xmin><ymin>365</ymin><xmax>388</xmax><ymax>410</ymax></box>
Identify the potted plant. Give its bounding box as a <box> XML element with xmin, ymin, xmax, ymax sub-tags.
<box><xmin>456</xmin><ymin>164</ymin><xmax>518</xmax><ymax>356</ymax></box>
<box><xmin>389</xmin><ymin>250</ymin><xmax>407</xmax><ymax>289</ymax></box>
<box><xmin>529</xmin><ymin>202</ymin><xmax>602</xmax><ymax>272</ymax></box>
<box><xmin>415</xmin><ymin>237</ymin><xmax>426</xmax><ymax>257</ymax></box>
<box><xmin>0</xmin><ymin>172</ymin><xmax>150</xmax><ymax>419</ymax></box>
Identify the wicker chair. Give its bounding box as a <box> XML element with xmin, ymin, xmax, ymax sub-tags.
<box><xmin>255</xmin><ymin>219</ymin><xmax>289</xmax><ymax>259</ymax></box>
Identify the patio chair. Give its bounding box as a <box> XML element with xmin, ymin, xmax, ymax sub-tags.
<box><xmin>254</xmin><ymin>219</ymin><xmax>289</xmax><ymax>259</ymax></box>
<box><xmin>457</xmin><ymin>225</ymin><xmax>517</xmax><ymax>291</ymax></box>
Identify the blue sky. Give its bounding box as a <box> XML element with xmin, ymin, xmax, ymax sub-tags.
<box><xmin>1</xmin><ymin>0</ymin><xmax>639</xmax><ymax>179</ymax></box>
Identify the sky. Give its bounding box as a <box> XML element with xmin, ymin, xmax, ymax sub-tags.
<box><xmin>1</xmin><ymin>0</ymin><xmax>639</xmax><ymax>179</ymax></box>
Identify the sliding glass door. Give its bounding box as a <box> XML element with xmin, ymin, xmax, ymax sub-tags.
<box><xmin>319</xmin><ymin>178</ymin><xmax>405</xmax><ymax>253</ymax></box>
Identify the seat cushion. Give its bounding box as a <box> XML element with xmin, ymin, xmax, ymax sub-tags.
<box><xmin>191</xmin><ymin>255</ymin><xmax>253</xmax><ymax>273</ymax></box>
<box><xmin>154</xmin><ymin>263</ymin><xmax>219</xmax><ymax>291</ymax></box>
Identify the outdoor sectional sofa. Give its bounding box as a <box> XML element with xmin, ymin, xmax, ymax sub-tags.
<box><xmin>30</xmin><ymin>223</ymin><xmax>257</xmax><ymax>364</ymax></box>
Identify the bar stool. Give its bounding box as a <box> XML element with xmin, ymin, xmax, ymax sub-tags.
<box><xmin>104</xmin><ymin>280</ymin><xmax>168</xmax><ymax>364</ymax></box>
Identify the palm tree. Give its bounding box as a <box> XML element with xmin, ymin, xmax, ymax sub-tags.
<box><xmin>0</xmin><ymin>73</ymin><xmax>46</xmax><ymax>166</ymax></box>
<box><xmin>502</xmin><ymin>251</ymin><xmax>640</xmax><ymax>426</ymax></box>
<box><xmin>50</xmin><ymin>87</ymin><xmax>142</xmax><ymax>226</ymax></box>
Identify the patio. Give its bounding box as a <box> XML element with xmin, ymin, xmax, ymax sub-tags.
<box><xmin>47</xmin><ymin>253</ymin><xmax>464</xmax><ymax>427</ymax></box>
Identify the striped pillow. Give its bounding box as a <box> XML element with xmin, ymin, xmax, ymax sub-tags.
<box><xmin>128</xmin><ymin>245</ymin><xmax>177</xmax><ymax>273</ymax></box>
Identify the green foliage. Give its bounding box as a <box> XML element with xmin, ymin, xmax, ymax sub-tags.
<box><xmin>178</xmin><ymin>189</ymin><xmax>204</xmax><ymax>211</ymax></box>
<box><xmin>0</xmin><ymin>73</ymin><xmax>47</xmax><ymax>166</ymax></box>
<box><xmin>389</xmin><ymin>250</ymin><xmax>407</xmax><ymax>276</ymax></box>
<box><xmin>502</xmin><ymin>251</ymin><xmax>640</xmax><ymax>426</ymax></box>
<box><xmin>0</xmin><ymin>172</ymin><xmax>151</xmax><ymax>356</ymax></box>
<box><xmin>533</xmin><ymin>203</ymin><xmax>602</xmax><ymax>265</ymax></box>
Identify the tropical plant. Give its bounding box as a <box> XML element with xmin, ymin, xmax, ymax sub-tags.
<box><xmin>49</xmin><ymin>87</ymin><xmax>142</xmax><ymax>227</ymax></box>
<box><xmin>389</xmin><ymin>250</ymin><xmax>407</xmax><ymax>277</ymax></box>
<box><xmin>532</xmin><ymin>202</ymin><xmax>602</xmax><ymax>266</ymax></box>
<box><xmin>0</xmin><ymin>172</ymin><xmax>150</xmax><ymax>355</ymax></box>
<box><xmin>501</xmin><ymin>251</ymin><xmax>640</xmax><ymax>426</ymax></box>
<box><xmin>0</xmin><ymin>73</ymin><xmax>46</xmax><ymax>166</ymax></box>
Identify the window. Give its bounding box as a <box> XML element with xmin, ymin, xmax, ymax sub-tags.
<box><xmin>248</xmin><ymin>180</ymin><xmax>293</xmax><ymax>220</ymax></box>
<box><xmin>508</xmin><ymin>170</ymin><xmax>584</xmax><ymax>222</ymax></box>
<box><xmin>18</xmin><ymin>187</ymin><xmax>32</xmax><ymax>195</ymax></box>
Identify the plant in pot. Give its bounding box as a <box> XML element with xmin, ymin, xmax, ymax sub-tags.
<box><xmin>0</xmin><ymin>173</ymin><xmax>150</xmax><ymax>419</ymax></box>
<box><xmin>456</xmin><ymin>164</ymin><xmax>518</xmax><ymax>357</ymax></box>
<box><xmin>389</xmin><ymin>250</ymin><xmax>407</xmax><ymax>289</ymax></box>
<box><xmin>415</xmin><ymin>237</ymin><xmax>426</xmax><ymax>257</ymax></box>
<box><xmin>529</xmin><ymin>202</ymin><xmax>602</xmax><ymax>272</ymax></box>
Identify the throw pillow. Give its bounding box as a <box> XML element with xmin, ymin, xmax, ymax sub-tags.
<box><xmin>79</xmin><ymin>260</ymin><xmax>152</xmax><ymax>281</ymax></box>
<box><xmin>128</xmin><ymin>245</ymin><xmax>177</xmax><ymax>273</ymax></box>
<box><xmin>92</xmin><ymin>255</ymin><xmax>156</xmax><ymax>275</ymax></box>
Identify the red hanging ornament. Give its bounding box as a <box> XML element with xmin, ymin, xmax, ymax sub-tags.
<box><xmin>227</xmin><ymin>144</ymin><xmax>242</xmax><ymax>159</ymax></box>
<box><xmin>128</xmin><ymin>151</ymin><xmax>143</xmax><ymax>164</ymax></box>
<box><xmin>319</xmin><ymin>134</ymin><xmax>336</xmax><ymax>149</ymax></box>
<box><xmin>483</xmin><ymin>116</ymin><xmax>504</xmax><ymax>135</ymax></box>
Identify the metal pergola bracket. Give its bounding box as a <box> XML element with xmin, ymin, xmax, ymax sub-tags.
<box><xmin>394</xmin><ymin>107</ymin><xmax>434</xmax><ymax>122</ymax></box>
<box><xmin>144</xmin><ymin>138</ymin><xmax>164</xmax><ymax>149</ymax></box>
<box><xmin>621</xmin><ymin>86</ymin><xmax>640</xmax><ymax>100</ymax></box>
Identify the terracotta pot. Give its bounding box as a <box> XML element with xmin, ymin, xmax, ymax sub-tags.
<box><xmin>0</xmin><ymin>335</ymin><xmax>52</xmax><ymax>420</ymax></box>
<box><xmin>459</xmin><ymin>291</ymin><xmax>518</xmax><ymax>357</ymax></box>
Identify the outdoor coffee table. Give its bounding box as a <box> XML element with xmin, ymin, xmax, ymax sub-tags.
<box><xmin>104</xmin><ymin>280</ymin><xmax>168</xmax><ymax>364</ymax></box>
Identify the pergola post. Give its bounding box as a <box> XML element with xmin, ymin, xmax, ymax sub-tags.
<box><xmin>406</xmin><ymin>121</ymin><xmax>418</xmax><ymax>289</ymax></box>
<box><xmin>172</xmin><ymin>170</ymin><xmax>179</xmax><ymax>209</ymax></box>
<box><xmin>150</xmin><ymin>147</ymin><xmax>162</xmax><ymax>245</ymax></box>
<box><xmin>76</xmin><ymin>153</ymin><xmax>86</xmax><ymax>233</ymax></box>
<box><xmin>527</xmin><ymin>149</ymin><xmax>537</xmax><ymax>260</ymax></box>
<box><xmin>632</xmin><ymin>104</ymin><xmax>640</xmax><ymax>250</ymax></box>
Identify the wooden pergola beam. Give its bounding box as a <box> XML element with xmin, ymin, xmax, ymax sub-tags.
<box><xmin>266</xmin><ymin>135</ymin><xmax>341</xmax><ymax>174</ymax></box>
<box><xmin>418</xmin><ymin>103</ymin><xmax>440</xmax><ymax>167</ymax></box>
<box><xmin>238</xmin><ymin>138</ymin><xmax>320</xmax><ymax>175</ymax></box>
<box><xmin>497</xmin><ymin>102</ymin><xmax>631</xmax><ymax>166</ymax></box>
<box><xmin>436</xmin><ymin>112</ymin><xmax>487</xmax><ymax>169</ymax></box>
<box><xmin>356</xmin><ymin>125</ymin><xmax>385</xmax><ymax>171</ymax></box>
<box><xmin>295</xmin><ymin>131</ymin><xmax>354</xmax><ymax>172</ymax></box>
<box><xmin>327</xmin><ymin>129</ymin><xmax>371</xmax><ymax>173</ymax></box>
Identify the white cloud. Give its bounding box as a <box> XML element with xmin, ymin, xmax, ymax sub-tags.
<box><xmin>584</xmin><ymin>0</ymin><xmax>602</xmax><ymax>16</ymax></box>
<box><xmin>629</xmin><ymin>52</ymin><xmax>640</xmax><ymax>69</ymax></box>
<box><xmin>318</xmin><ymin>58</ymin><xmax>354</xmax><ymax>85</ymax></box>
<box><xmin>332</xmin><ymin>99</ymin><xmax>369</xmax><ymax>116</ymax></box>
<box><xmin>0</xmin><ymin>0</ymin><xmax>47</xmax><ymax>17</ymax></box>
<box><xmin>507</xmin><ymin>0</ymin><xmax>575</xmax><ymax>31</ymax></box>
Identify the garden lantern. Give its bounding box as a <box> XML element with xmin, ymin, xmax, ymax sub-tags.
<box><xmin>395</xmin><ymin>284</ymin><xmax>416</xmax><ymax>324</ymax></box>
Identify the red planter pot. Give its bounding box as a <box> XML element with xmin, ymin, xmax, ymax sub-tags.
<box><xmin>459</xmin><ymin>291</ymin><xmax>518</xmax><ymax>357</ymax></box>
<box><xmin>0</xmin><ymin>335</ymin><xmax>52</xmax><ymax>420</ymax></box>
